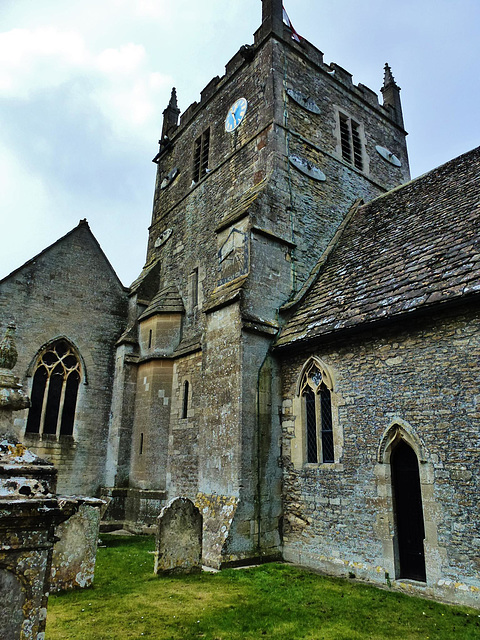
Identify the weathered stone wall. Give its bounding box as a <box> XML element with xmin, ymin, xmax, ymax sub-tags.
<box><xmin>0</xmin><ymin>223</ymin><xmax>127</xmax><ymax>495</ymax></box>
<box><xmin>147</xmin><ymin>39</ymin><xmax>279</xmax><ymax>345</ymax></box>
<box><xmin>279</xmin><ymin>303</ymin><xmax>480</xmax><ymax>608</ymax></box>
<box><xmin>129</xmin><ymin>359</ymin><xmax>173</xmax><ymax>491</ymax></box>
<box><xmin>167</xmin><ymin>351</ymin><xmax>202</xmax><ymax>499</ymax></box>
<box><xmin>118</xmin><ymin>18</ymin><xmax>411</xmax><ymax>561</ymax></box>
<box><xmin>269</xmin><ymin>37</ymin><xmax>410</xmax><ymax>287</ymax></box>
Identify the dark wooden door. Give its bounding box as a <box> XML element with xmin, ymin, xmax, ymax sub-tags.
<box><xmin>391</xmin><ymin>440</ymin><xmax>426</xmax><ymax>581</ymax></box>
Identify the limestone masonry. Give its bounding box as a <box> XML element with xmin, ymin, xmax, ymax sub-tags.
<box><xmin>0</xmin><ymin>0</ymin><xmax>478</xmax><ymax>608</ymax></box>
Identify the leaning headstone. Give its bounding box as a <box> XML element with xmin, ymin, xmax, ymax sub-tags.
<box><xmin>154</xmin><ymin>497</ymin><xmax>202</xmax><ymax>575</ymax></box>
<box><xmin>50</xmin><ymin>497</ymin><xmax>105</xmax><ymax>592</ymax></box>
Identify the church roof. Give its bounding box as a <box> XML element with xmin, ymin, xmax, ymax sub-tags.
<box><xmin>138</xmin><ymin>285</ymin><xmax>185</xmax><ymax>321</ymax></box>
<box><xmin>276</xmin><ymin>146</ymin><xmax>480</xmax><ymax>348</ymax></box>
<box><xmin>0</xmin><ymin>219</ymin><xmax>126</xmax><ymax>291</ymax></box>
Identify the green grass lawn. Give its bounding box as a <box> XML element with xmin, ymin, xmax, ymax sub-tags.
<box><xmin>47</xmin><ymin>535</ymin><xmax>480</xmax><ymax>640</ymax></box>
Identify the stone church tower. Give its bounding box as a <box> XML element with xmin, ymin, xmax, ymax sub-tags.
<box><xmin>104</xmin><ymin>0</ymin><xmax>409</xmax><ymax>566</ymax></box>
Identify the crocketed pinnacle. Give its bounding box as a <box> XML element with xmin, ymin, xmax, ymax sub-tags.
<box><xmin>383</xmin><ymin>63</ymin><xmax>397</xmax><ymax>89</ymax></box>
<box><xmin>166</xmin><ymin>88</ymin><xmax>180</xmax><ymax>114</ymax></box>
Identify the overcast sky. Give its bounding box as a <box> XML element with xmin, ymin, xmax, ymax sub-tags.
<box><xmin>1</xmin><ymin>0</ymin><xmax>479</xmax><ymax>286</ymax></box>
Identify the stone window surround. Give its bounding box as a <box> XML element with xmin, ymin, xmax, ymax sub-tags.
<box><xmin>291</xmin><ymin>356</ymin><xmax>344</xmax><ymax>469</ymax></box>
<box><xmin>334</xmin><ymin>108</ymin><xmax>368</xmax><ymax>175</ymax></box>
<box><xmin>192</xmin><ymin>128</ymin><xmax>211</xmax><ymax>184</ymax></box>
<box><xmin>179</xmin><ymin>375</ymin><xmax>192</xmax><ymax>420</ymax></box>
<box><xmin>23</xmin><ymin>337</ymin><xmax>86</xmax><ymax>441</ymax></box>
<box><xmin>187</xmin><ymin>264</ymin><xmax>205</xmax><ymax>313</ymax></box>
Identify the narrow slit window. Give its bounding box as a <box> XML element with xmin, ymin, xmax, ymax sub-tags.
<box><xmin>191</xmin><ymin>268</ymin><xmax>199</xmax><ymax>308</ymax></box>
<box><xmin>182</xmin><ymin>381</ymin><xmax>189</xmax><ymax>419</ymax></box>
<box><xmin>148</xmin><ymin>329</ymin><xmax>153</xmax><ymax>349</ymax></box>
<box><xmin>26</xmin><ymin>340</ymin><xmax>81</xmax><ymax>438</ymax></box>
<box><xmin>140</xmin><ymin>433</ymin><xmax>144</xmax><ymax>455</ymax></box>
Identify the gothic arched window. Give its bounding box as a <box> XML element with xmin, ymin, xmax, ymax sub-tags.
<box><xmin>25</xmin><ymin>340</ymin><xmax>81</xmax><ymax>437</ymax></box>
<box><xmin>299</xmin><ymin>359</ymin><xmax>334</xmax><ymax>463</ymax></box>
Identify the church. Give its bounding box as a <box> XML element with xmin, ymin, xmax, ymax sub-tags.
<box><xmin>0</xmin><ymin>0</ymin><xmax>478</xmax><ymax>607</ymax></box>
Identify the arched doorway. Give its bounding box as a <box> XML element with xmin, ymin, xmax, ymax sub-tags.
<box><xmin>391</xmin><ymin>440</ymin><xmax>426</xmax><ymax>581</ymax></box>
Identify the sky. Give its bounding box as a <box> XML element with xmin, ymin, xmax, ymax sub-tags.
<box><xmin>1</xmin><ymin>0</ymin><xmax>479</xmax><ymax>286</ymax></box>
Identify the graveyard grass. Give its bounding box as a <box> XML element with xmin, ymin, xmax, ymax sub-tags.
<box><xmin>47</xmin><ymin>535</ymin><xmax>480</xmax><ymax>640</ymax></box>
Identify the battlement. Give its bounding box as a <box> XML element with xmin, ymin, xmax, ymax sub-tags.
<box><xmin>168</xmin><ymin>8</ymin><xmax>403</xmax><ymax>144</ymax></box>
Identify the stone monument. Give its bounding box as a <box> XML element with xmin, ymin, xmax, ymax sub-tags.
<box><xmin>154</xmin><ymin>497</ymin><xmax>202</xmax><ymax>575</ymax></box>
<box><xmin>0</xmin><ymin>323</ymin><xmax>77</xmax><ymax>640</ymax></box>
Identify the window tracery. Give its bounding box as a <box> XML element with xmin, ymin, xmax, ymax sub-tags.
<box><xmin>25</xmin><ymin>340</ymin><xmax>81</xmax><ymax>437</ymax></box>
<box><xmin>299</xmin><ymin>359</ymin><xmax>334</xmax><ymax>464</ymax></box>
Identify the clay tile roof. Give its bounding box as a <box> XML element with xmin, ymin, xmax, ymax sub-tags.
<box><xmin>138</xmin><ymin>285</ymin><xmax>185</xmax><ymax>321</ymax></box>
<box><xmin>276</xmin><ymin>146</ymin><xmax>480</xmax><ymax>348</ymax></box>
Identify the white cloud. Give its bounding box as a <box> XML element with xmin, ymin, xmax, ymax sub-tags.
<box><xmin>0</xmin><ymin>28</ymin><xmax>87</xmax><ymax>96</ymax></box>
<box><xmin>134</xmin><ymin>0</ymin><xmax>168</xmax><ymax>19</ymax></box>
<box><xmin>0</xmin><ymin>26</ymin><xmax>171</xmax><ymax>135</ymax></box>
<box><xmin>96</xmin><ymin>43</ymin><xmax>146</xmax><ymax>74</ymax></box>
<box><xmin>0</xmin><ymin>142</ymin><xmax>56</xmax><ymax>278</ymax></box>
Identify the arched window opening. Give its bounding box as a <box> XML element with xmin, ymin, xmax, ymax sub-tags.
<box><xmin>182</xmin><ymin>380</ymin><xmax>189</xmax><ymax>419</ymax></box>
<box><xmin>25</xmin><ymin>340</ymin><xmax>81</xmax><ymax>437</ymax></box>
<box><xmin>299</xmin><ymin>360</ymin><xmax>334</xmax><ymax>464</ymax></box>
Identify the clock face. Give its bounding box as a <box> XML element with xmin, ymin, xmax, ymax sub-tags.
<box><xmin>225</xmin><ymin>97</ymin><xmax>248</xmax><ymax>132</ymax></box>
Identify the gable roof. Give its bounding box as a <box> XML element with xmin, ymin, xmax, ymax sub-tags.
<box><xmin>0</xmin><ymin>219</ymin><xmax>126</xmax><ymax>291</ymax></box>
<box><xmin>276</xmin><ymin>146</ymin><xmax>480</xmax><ymax>348</ymax></box>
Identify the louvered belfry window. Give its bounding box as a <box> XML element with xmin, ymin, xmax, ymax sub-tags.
<box><xmin>192</xmin><ymin>128</ymin><xmax>210</xmax><ymax>183</ymax></box>
<box><xmin>25</xmin><ymin>340</ymin><xmax>81</xmax><ymax>437</ymax></box>
<box><xmin>339</xmin><ymin>113</ymin><xmax>363</xmax><ymax>171</ymax></box>
<box><xmin>300</xmin><ymin>360</ymin><xmax>335</xmax><ymax>464</ymax></box>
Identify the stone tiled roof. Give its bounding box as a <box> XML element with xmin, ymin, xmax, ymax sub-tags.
<box><xmin>203</xmin><ymin>275</ymin><xmax>248</xmax><ymax>313</ymax></box>
<box><xmin>138</xmin><ymin>286</ymin><xmax>185</xmax><ymax>321</ymax></box>
<box><xmin>276</xmin><ymin>146</ymin><xmax>480</xmax><ymax>348</ymax></box>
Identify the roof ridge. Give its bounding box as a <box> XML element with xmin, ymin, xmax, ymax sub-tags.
<box><xmin>365</xmin><ymin>144</ymin><xmax>480</xmax><ymax>208</ymax></box>
<box><xmin>0</xmin><ymin>220</ymin><xmax>125</xmax><ymax>290</ymax></box>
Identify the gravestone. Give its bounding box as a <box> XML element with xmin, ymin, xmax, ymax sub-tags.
<box><xmin>154</xmin><ymin>497</ymin><xmax>202</xmax><ymax>575</ymax></box>
<box><xmin>50</xmin><ymin>497</ymin><xmax>105</xmax><ymax>592</ymax></box>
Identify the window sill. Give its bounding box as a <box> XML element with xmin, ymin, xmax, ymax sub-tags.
<box><xmin>23</xmin><ymin>432</ymin><xmax>76</xmax><ymax>445</ymax></box>
<box><xmin>303</xmin><ymin>462</ymin><xmax>344</xmax><ymax>472</ymax></box>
